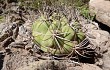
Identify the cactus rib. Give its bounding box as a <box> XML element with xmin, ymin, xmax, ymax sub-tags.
<box><xmin>32</xmin><ymin>13</ymin><xmax>85</xmax><ymax>55</ymax></box>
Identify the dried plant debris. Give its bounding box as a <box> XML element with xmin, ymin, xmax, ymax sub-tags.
<box><xmin>31</xmin><ymin>7</ymin><xmax>97</xmax><ymax>64</ymax></box>
<box><xmin>0</xmin><ymin>2</ymin><xmax>109</xmax><ymax>70</ymax></box>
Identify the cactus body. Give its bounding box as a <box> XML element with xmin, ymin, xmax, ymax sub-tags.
<box><xmin>32</xmin><ymin>13</ymin><xmax>85</xmax><ymax>55</ymax></box>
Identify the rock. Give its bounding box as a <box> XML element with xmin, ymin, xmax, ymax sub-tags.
<box><xmin>66</xmin><ymin>66</ymin><xmax>82</xmax><ymax>70</ymax></box>
<box><xmin>16</xmin><ymin>60</ymin><xmax>66</xmax><ymax>70</ymax></box>
<box><xmin>9</xmin><ymin>41</ymin><xmax>27</xmax><ymax>49</ymax></box>
<box><xmin>16</xmin><ymin>61</ymin><xmax>102</xmax><ymax>70</ymax></box>
<box><xmin>2</xmin><ymin>49</ymin><xmax>35</xmax><ymax>70</ymax></box>
<box><xmin>82</xmin><ymin>21</ymin><xmax>99</xmax><ymax>31</ymax></box>
<box><xmin>85</xmin><ymin>28</ymin><xmax>110</xmax><ymax>70</ymax></box>
<box><xmin>0</xmin><ymin>23</ymin><xmax>18</xmax><ymax>42</ymax></box>
<box><xmin>102</xmin><ymin>46</ymin><xmax>110</xmax><ymax>70</ymax></box>
<box><xmin>86</xmin><ymin>30</ymin><xmax>110</xmax><ymax>53</ymax></box>
<box><xmin>16</xmin><ymin>25</ymin><xmax>31</xmax><ymax>42</ymax></box>
<box><xmin>1</xmin><ymin>4</ymin><xmax>110</xmax><ymax>70</ymax></box>
<box><xmin>89</xmin><ymin>0</ymin><xmax>110</xmax><ymax>27</ymax></box>
<box><xmin>82</xmin><ymin>64</ymin><xmax>102</xmax><ymax>70</ymax></box>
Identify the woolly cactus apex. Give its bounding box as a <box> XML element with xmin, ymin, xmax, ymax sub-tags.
<box><xmin>32</xmin><ymin>13</ymin><xmax>85</xmax><ymax>55</ymax></box>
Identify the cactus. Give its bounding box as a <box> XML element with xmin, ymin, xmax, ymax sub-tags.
<box><xmin>32</xmin><ymin>13</ymin><xmax>85</xmax><ymax>55</ymax></box>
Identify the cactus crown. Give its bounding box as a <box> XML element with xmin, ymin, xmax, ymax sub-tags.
<box><xmin>32</xmin><ymin>12</ymin><xmax>85</xmax><ymax>55</ymax></box>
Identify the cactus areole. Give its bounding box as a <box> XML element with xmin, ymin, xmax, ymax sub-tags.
<box><xmin>32</xmin><ymin>13</ymin><xmax>85</xmax><ymax>55</ymax></box>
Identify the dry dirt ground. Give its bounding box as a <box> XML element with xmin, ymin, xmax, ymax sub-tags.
<box><xmin>0</xmin><ymin>3</ymin><xmax>110</xmax><ymax>70</ymax></box>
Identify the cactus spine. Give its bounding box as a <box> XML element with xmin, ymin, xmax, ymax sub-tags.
<box><xmin>32</xmin><ymin>13</ymin><xmax>85</xmax><ymax>55</ymax></box>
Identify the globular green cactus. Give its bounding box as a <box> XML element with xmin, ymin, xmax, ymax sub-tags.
<box><xmin>32</xmin><ymin>13</ymin><xmax>85</xmax><ymax>55</ymax></box>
